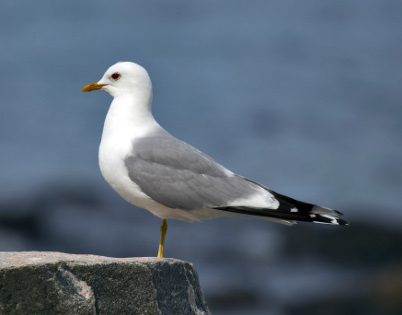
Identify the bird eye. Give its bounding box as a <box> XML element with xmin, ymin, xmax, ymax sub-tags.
<box><xmin>111</xmin><ymin>72</ymin><xmax>120</xmax><ymax>80</ymax></box>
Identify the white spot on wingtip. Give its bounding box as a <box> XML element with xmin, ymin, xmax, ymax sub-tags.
<box><xmin>320</xmin><ymin>214</ymin><xmax>338</xmax><ymax>224</ymax></box>
<box><xmin>313</xmin><ymin>214</ymin><xmax>340</xmax><ymax>225</ymax></box>
<box><xmin>290</xmin><ymin>208</ymin><xmax>298</xmax><ymax>213</ymax></box>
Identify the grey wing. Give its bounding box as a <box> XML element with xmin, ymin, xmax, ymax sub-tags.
<box><xmin>124</xmin><ymin>131</ymin><xmax>262</xmax><ymax>210</ymax></box>
<box><xmin>123</xmin><ymin>130</ymin><xmax>348</xmax><ymax>227</ymax></box>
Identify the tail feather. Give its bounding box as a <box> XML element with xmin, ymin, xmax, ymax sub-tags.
<box><xmin>214</xmin><ymin>205</ymin><xmax>348</xmax><ymax>226</ymax></box>
<box><xmin>215</xmin><ymin>176</ymin><xmax>349</xmax><ymax>226</ymax></box>
<box><xmin>268</xmin><ymin>190</ymin><xmax>348</xmax><ymax>225</ymax></box>
<box><xmin>213</xmin><ymin>188</ymin><xmax>349</xmax><ymax>226</ymax></box>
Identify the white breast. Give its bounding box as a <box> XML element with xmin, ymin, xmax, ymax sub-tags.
<box><xmin>98</xmin><ymin>96</ymin><xmax>154</xmax><ymax>201</ymax></box>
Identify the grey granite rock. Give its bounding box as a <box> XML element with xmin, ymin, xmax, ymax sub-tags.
<box><xmin>0</xmin><ymin>252</ymin><xmax>211</xmax><ymax>315</ymax></box>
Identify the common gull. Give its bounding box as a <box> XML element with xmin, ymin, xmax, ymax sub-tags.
<box><xmin>82</xmin><ymin>62</ymin><xmax>348</xmax><ymax>258</ymax></box>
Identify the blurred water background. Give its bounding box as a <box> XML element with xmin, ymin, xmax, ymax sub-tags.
<box><xmin>1</xmin><ymin>1</ymin><xmax>401</xmax><ymax>314</ymax></box>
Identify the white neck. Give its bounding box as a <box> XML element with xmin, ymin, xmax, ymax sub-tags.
<box><xmin>101</xmin><ymin>92</ymin><xmax>159</xmax><ymax>145</ymax></box>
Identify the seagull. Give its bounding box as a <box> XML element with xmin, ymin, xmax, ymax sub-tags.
<box><xmin>82</xmin><ymin>62</ymin><xmax>348</xmax><ymax>258</ymax></box>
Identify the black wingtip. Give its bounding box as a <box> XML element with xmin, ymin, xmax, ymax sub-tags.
<box><xmin>312</xmin><ymin>214</ymin><xmax>350</xmax><ymax>226</ymax></box>
<box><xmin>337</xmin><ymin>218</ymin><xmax>349</xmax><ymax>226</ymax></box>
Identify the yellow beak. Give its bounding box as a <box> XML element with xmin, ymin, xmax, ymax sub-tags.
<box><xmin>82</xmin><ymin>82</ymin><xmax>107</xmax><ymax>92</ymax></box>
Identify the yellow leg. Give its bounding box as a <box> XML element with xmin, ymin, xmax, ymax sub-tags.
<box><xmin>157</xmin><ymin>219</ymin><xmax>168</xmax><ymax>258</ymax></box>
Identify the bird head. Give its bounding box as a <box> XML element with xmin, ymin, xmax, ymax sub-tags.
<box><xmin>82</xmin><ymin>62</ymin><xmax>152</xmax><ymax>98</ymax></box>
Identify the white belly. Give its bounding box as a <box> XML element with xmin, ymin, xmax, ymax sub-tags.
<box><xmin>99</xmin><ymin>139</ymin><xmax>146</xmax><ymax>206</ymax></box>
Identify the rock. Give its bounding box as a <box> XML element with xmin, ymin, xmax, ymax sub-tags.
<box><xmin>0</xmin><ymin>252</ymin><xmax>210</xmax><ymax>315</ymax></box>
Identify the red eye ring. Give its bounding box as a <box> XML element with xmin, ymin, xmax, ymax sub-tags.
<box><xmin>111</xmin><ymin>72</ymin><xmax>120</xmax><ymax>80</ymax></box>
